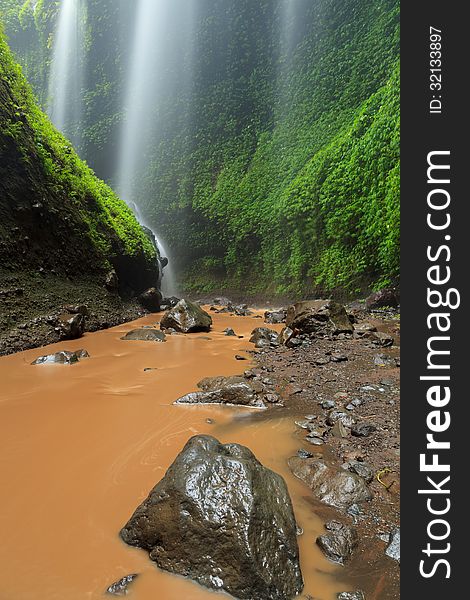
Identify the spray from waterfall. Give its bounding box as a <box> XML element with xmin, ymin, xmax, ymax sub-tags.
<box><xmin>116</xmin><ymin>0</ymin><xmax>178</xmax><ymax>298</ymax></box>
<box><xmin>47</xmin><ymin>0</ymin><xmax>84</xmax><ymax>148</ymax></box>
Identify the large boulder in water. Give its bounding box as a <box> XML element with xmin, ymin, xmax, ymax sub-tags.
<box><xmin>57</xmin><ymin>312</ymin><xmax>85</xmax><ymax>340</ymax></box>
<box><xmin>120</xmin><ymin>435</ymin><xmax>303</xmax><ymax>600</ymax></box>
<box><xmin>286</xmin><ymin>300</ymin><xmax>353</xmax><ymax>336</ymax></box>
<box><xmin>160</xmin><ymin>299</ymin><xmax>212</xmax><ymax>333</ymax></box>
<box><xmin>174</xmin><ymin>375</ymin><xmax>269</xmax><ymax>408</ymax></box>
<box><xmin>121</xmin><ymin>328</ymin><xmax>166</xmax><ymax>342</ymax></box>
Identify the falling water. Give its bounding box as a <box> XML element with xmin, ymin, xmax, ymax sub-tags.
<box><xmin>47</xmin><ymin>0</ymin><xmax>84</xmax><ymax>148</ymax></box>
<box><xmin>116</xmin><ymin>0</ymin><xmax>178</xmax><ymax>297</ymax></box>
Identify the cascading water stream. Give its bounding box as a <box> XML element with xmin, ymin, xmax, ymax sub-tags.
<box><xmin>47</xmin><ymin>0</ymin><xmax>84</xmax><ymax>149</ymax></box>
<box><xmin>116</xmin><ymin>0</ymin><xmax>178</xmax><ymax>297</ymax></box>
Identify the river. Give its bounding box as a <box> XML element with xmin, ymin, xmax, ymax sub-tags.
<box><xmin>0</xmin><ymin>310</ymin><xmax>351</xmax><ymax>599</ymax></box>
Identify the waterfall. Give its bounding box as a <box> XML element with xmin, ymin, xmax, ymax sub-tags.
<box><xmin>116</xmin><ymin>0</ymin><xmax>178</xmax><ymax>298</ymax></box>
<box><xmin>47</xmin><ymin>0</ymin><xmax>84</xmax><ymax>149</ymax></box>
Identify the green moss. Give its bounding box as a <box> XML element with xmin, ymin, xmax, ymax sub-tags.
<box><xmin>0</xmin><ymin>29</ymin><xmax>156</xmax><ymax>269</ymax></box>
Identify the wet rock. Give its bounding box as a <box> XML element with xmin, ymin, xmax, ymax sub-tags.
<box><xmin>174</xmin><ymin>376</ymin><xmax>267</xmax><ymax>408</ymax></box>
<box><xmin>286</xmin><ymin>300</ymin><xmax>353</xmax><ymax>336</ymax></box>
<box><xmin>337</xmin><ymin>592</ymin><xmax>365</xmax><ymax>600</ymax></box>
<box><xmin>57</xmin><ymin>312</ymin><xmax>85</xmax><ymax>340</ymax></box>
<box><xmin>326</xmin><ymin>410</ymin><xmax>355</xmax><ymax>429</ymax></box>
<box><xmin>120</xmin><ymin>435</ymin><xmax>304</xmax><ymax>600</ymax></box>
<box><xmin>213</xmin><ymin>296</ymin><xmax>231</xmax><ymax>306</ymax></box>
<box><xmin>264</xmin><ymin>309</ymin><xmax>287</xmax><ymax>324</ymax></box>
<box><xmin>316</xmin><ymin>521</ymin><xmax>359</xmax><ymax>564</ymax></box>
<box><xmin>121</xmin><ymin>329</ymin><xmax>166</xmax><ymax>342</ymax></box>
<box><xmin>288</xmin><ymin>457</ymin><xmax>372</xmax><ymax>510</ymax></box>
<box><xmin>139</xmin><ymin>287</ymin><xmax>163</xmax><ymax>312</ymax></box>
<box><xmin>351</xmin><ymin>423</ymin><xmax>377</xmax><ymax>438</ymax></box>
<box><xmin>235</xmin><ymin>354</ymin><xmax>248</xmax><ymax>361</ymax></box>
<box><xmin>249</xmin><ymin>327</ymin><xmax>279</xmax><ymax>348</ymax></box>
<box><xmin>385</xmin><ymin>528</ymin><xmax>400</xmax><ymax>562</ymax></box>
<box><xmin>364</xmin><ymin>331</ymin><xmax>394</xmax><ymax>347</ymax></box>
<box><xmin>342</xmin><ymin>461</ymin><xmax>374</xmax><ymax>483</ymax></box>
<box><xmin>106</xmin><ymin>574</ymin><xmax>138</xmax><ymax>596</ymax></box>
<box><xmin>224</xmin><ymin>327</ymin><xmax>236</xmax><ymax>336</ymax></box>
<box><xmin>306</xmin><ymin>436</ymin><xmax>324</xmax><ymax>446</ymax></box>
<box><xmin>32</xmin><ymin>349</ymin><xmax>90</xmax><ymax>365</ymax></box>
<box><xmin>227</xmin><ymin>302</ymin><xmax>253</xmax><ymax>316</ymax></box>
<box><xmin>353</xmin><ymin>322</ymin><xmax>377</xmax><ymax>338</ymax></box>
<box><xmin>160</xmin><ymin>299</ymin><xmax>212</xmax><ymax>333</ymax></box>
<box><xmin>320</xmin><ymin>400</ymin><xmax>336</xmax><ymax>410</ymax></box>
<box><xmin>374</xmin><ymin>353</ymin><xmax>398</xmax><ymax>367</ymax></box>
<box><xmin>105</xmin><ymin>270</ymin><xmax>118</xmax><ymax>292</ymax></box>
<box><xmin>279</xmin><ymin>326</ymin><xmax>295</xmax><ymax>346</ymax></box>
<box><xmin>162</xmin><ymin>296</ymin><xmax>180</xmax><ymax>308</ymax></box>
<box><xmin>366</xmin><ymin>288</ymin><xmax>399</xmax><ymax>310</ymax></box>
<box><xmin>297</xmin><ymin>449</ymin><xmax>314</xmax><ymax>459</ymax></box>
<box><xmin>63</xmin><ymin>304</ymin><xmax>89</xmax><ymax>316</ymax></box>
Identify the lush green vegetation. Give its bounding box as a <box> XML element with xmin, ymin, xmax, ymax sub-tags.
<box><xmin>1</xmin><ymin>0</ymin><xmax>400</xmax><ymax>297</ymax></box>
<box><xmin>0</xmin><ymin>28</ymin><xmax>156</xmax><ymax>277</ymax></box>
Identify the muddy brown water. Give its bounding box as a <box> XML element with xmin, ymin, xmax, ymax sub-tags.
<box><xmin>0</xmin><ymin>310</ymin><xmax>354</xmax><ymax>600</ymax></box>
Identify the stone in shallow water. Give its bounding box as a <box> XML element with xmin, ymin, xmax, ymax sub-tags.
<box><xmin>288</xmin><ymin>457</ymin><xmax>372</xmax><ymax>510</ymax></box>
<box><xmin>160</xmin><ymin>299</ymin><xmax>212</xmax><ymax>333</ymax></box>
<box><xmin>120</xmin><ymin>435</ymin><xmax>303</xmax><ymax>600</ymax></box>
<box><xmin>106</xmin><ymin>573</ymin><xmax>138</xmax><ymax>596</ymax></box>
<box><xmin>174</xmin><ymin>376</ymin><xmax>267</xmax><ymax>409</ymax></box>
<box><xmin>337</xmin><ymin>592</ymin><xmax>365</xmax><ymax>600</ymax></box>
<box><xmin>121</xmin><ymin>329</ymin><xmax>166</xmax><ymax>342</ymax></box>
<box><xmin>31</xmin><ymin>349</ymin><xmax>90</xmax><ymax>365</ymax></box>
<box><xmin>316</xmin><ymin>521</ymin><xmax>358</xmax><ymax>564</ymax></box>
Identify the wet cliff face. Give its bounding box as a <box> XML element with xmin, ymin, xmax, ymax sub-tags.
<box><xmin>0</xmin><ymin>32</ymin><xmax>161</xmax><ymax>352</ymax></box>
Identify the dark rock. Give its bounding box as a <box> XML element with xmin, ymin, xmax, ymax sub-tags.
<box><xmin>353</xmin><ymin>322</ymin><xmax>377</xmax><ymax>337</ymax></box>
<box><xmin>320</xmin><ymin>400</ymin><xmax>336</xmax><ymax>410</ymax></box>
<box><xmin>342</xmin><ymin>461</ymin><xmax>374</xmax><ymax>483</ymax></box>
<box><xmin>316</xmin><ymin>521</ymin><xmax>359</xmax><ymax>564</ymax></box>
<box><xmin>288</xmin><ymin>457</ymin><xmax>372</xmax><ymax>510</ymax></box>
<box><xmin>227</xmin><ymin>302</ymin><xmax>253</xmax><ymax>316</ymax></box>
<box><xmin>249</xmin><ymin>327</ymin><xmax>279</xmax><ymax>348</ymax></box>
<box><xmin>32</xmin><ymin>349</ymin><xmax>90</xmax><ymax>365</ymax></box>
<box><xmin>106</xmin><ymin>574</ymin><xmax>138</xmax><ymax>596</ymax></box>
<box><xmin>385</xmin><ymin>528</ymin><xmax>400</xmax><ymax>562</ymax></box>
<box><xmin>139</xmin><ymin>287</ymin><xmax>163</xmax><ymax>312</ymax></box>
<box><xmin>264</xmin><ymin>309</ymin><xmax>287</xmax><ymax>324</ymax></box>
<box><xmin>121</xmin><ymin>329</ymin><xmax>166</xmax><ymax>342</ymax></box>
<box><xmin>365</xmin><ymin>331</ymin><xmax>394</xmax><ymax>347</ymax></box>
<box><xmin>331</xmin><ymin>353</ymin><xmax>348</xmax><ymax>363</ymax></box>
<box><xmin>286</xmin><ymin>300</ymin><xmax>353</xmax><ymax>336</ymax></box>
<box><xmin>224</xmin><ymin>327</ymin><xmax>236</xmax><ymax>336</ymax></box>
<box><xmin>297</xmin><ymin>449</ymin><xmax>314</xmax><ymax>459</ymax></box>
<box><xmin>105</xmin><ymin>270</ymin><xmax>119</xmax><ymax>292</ymax></box>
<box><xmin>337</xmin><ymin>592</ymin><xmax>365</xmax><ymax>600</ymax></box>
<box><xmin>57</xmin><ymin>313</ymin><xmax>85</xmax><ymax>340</ymax></box>
<box><xmin>63</xmin><ymin>304</ymin><xmax>89</xmax><ymax>316</ymax></box>
<box><xmin>162</xmin><ymin>296</ymin><xmax>180</xmax><ymax>308</ymax></box>
<box><xmin>160</xmin><ymin>299</ymin><xmax>212</xmax><ymax>333</ymax></box>
<box><xmin>174</xmin><ymin>376</ymin><xmax>267</xmax><ymax>408</ymax></box>
<box><xmin>351</xmin><ymin>423</ymin><xmax>377</xmax><ymax>437</ymax></box>
<box><xmin>235</xmin><ymin>355</ymin><xmax>248</xmax><ymax>361</ymax></box>
<box><xmin>120</xmin><ymin>435</ymin><xmax>304</xmax><ymax>600</ymax></box>
<box><xmin>366</xmin><ymin>288</ymin><xmax>399</xmax><ymax>310</ymax></box>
